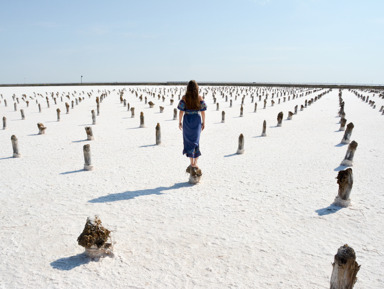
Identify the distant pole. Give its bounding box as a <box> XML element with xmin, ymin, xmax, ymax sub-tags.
<box><xmin>81</xmin><ymin>75</ymin><xmax>83</xmax><ymax>84</ymax></box>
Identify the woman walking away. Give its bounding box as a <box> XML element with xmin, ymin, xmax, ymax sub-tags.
<box><xmin>178</xmin><ymin>80</ymin><xmax>207</xmax><ymax>176</ymax></box>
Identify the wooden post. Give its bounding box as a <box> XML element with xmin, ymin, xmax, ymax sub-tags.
<box><xmin>159</xmin><ymin>106</ymin><xmax>164</xmax><ymax>113</ymax></box>
<box><xmin>240</xmin><ymin>105</ymin><xmax>243</xmax><ymax>117</ymax></box>
<box><xmin>339</xmin><ymin>118</ymin><xmax>347</xmax><ymax>131</ymax></box>
<box><xmin>341</xmin><ymin>123</ymin><xmax>354</xmax><ymax>144</ymax></box>
<box><xmin>261</xmin><ymin>120</ymin><xmax>267</xmax><ymax>137</ymax></box>
<box><xmin>123</xmin><ymin>99</ymin><xmax>127</xmax><ymax>106</ymax></box>
<box><xmin>173</xmin><ymin>108</ymin><xmax>177</xmax><ymax>120</ymax></box>
<box><xmin>294</xmin><ymin>105</ymin><xmax>298</xmax><ymax>114</ymax></box>
<box><xmin>11</xmin><ymin>135</ymin><xmax>21</xmax><ymax>158</ymax></box>
<box><xmin>263</xmin><ymin>99</ymin><xmax>267</xmax><ymax>109</ymax></box>
<box><xmin>156</xmin><ymin>123</ymin><xmax>161</xmax><ymax>145</ymax></box>
<box><xmin>216</xmin><ymin>103</ymin><xmax>219</xmax><ymax>111</ymax></box>
<box><xmin>330</xmin><ymin>244</ymin><xmax>360</xmax><ymax>289</ymax></box>
<box><xmin>277</xmin><ymin>112</ymin><xmax>283</xmax><ymax>127</ymax></box>
<box><xmin>287</xmin><ymin>111</ymin><xmax>293</xmax><ymax>120</ymax></box>
<box><xmin>333</xmin><ymin>168</ymin><xmax>353</xmax><ymax>207</ymax></box>
<box><xmin>91</xmin><ymin>110</ymin><xmax>96</xmax><ymax>125</ymax></box>
<box><xmin>20</xmin><ymin>109</ymin><xmax>25</xmax><ymax>120</ymax></box>
<box><xmin>130</xmin><ymin>107</ymin><xmax>135</xmax><ymax>118</ymax></box>
<box><xmin>56</xmin><ymin>108</ymin><xmax>61</xmax><ymax>121</ymax></box>
<box><xmin>4</xmin><ymin>99</ymin><xmax>6</xmax><ymax>107</ymax></box>
<box><xmin>14</xmin><ymin>102</ymin><xmax>17</xmax><ymax>111</ymax></box>
<box><xmin>37</xmin><ymin>123</ymin><xmax>47</xmax><ymax>135</ymax></box>
<box><xmin>341</xmin><ymin>141</ymin><xmax>358</xmax><ymax>167</ymax></box>
<box><xmin>71</xmin><ymin>100</ymin><xmax>74</xmax><ymax>109</ymax></box>
<box><xmin>2</xmin><ymin>116</ymin><xmax>6</xmax><ymax>130</ymax></box>
<box><xmin>230</xmin><ymin>99</ymin><xmax>232</xmax><ymax>107</ymax></box>
<box><xmin>65</xmin><ymin>102</ymin><xmax>69</xmax><ymax>114</ymax></box>
<box><xmin>254</xmin><ymin>103</ymin><xmax>257</xmax><ymax>113</ymax></box>
<box><xmin>83</xmin><ymin>144</ymin><xmax>93</xmax><ymax>171</ymax></box>
<box><xmin>85</xmin><ymin>127</ymin><xmax>94</xmax><ymax>140</ymax></box>
<box><xmin>236</xmin><ymin>134</ymin><xmax>245</xmax><ymax>154</ymax></box>
<box><xmin>140</xmin><ymin>112</ymin><xmax>145</xmax><ymax>128</ymax></box>
<box><xmin>97</xmin><ymin>103</ymin><xmax>100</xmax><ymax>116</ymax></box>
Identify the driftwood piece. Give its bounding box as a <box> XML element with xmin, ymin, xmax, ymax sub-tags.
<box><xmin>236</xmin><ymin>133</ymin><xmax>244</xmax><ymax>154</ymax></box>
<box><xmin>11</xmin><ymin>135</ymin><xmax>21</xmax><ymax>158</ymax></box>
<box><xmin>85</xmin><ymin>127</ymin><xmax>94</xmax><ymax>140</ymax></box>
<box><xmin>83</xmin><ymin>144</ymin><xmax>93</xmax><ymax>171</ymax></box>
<box><xmin>156</xmin><ymin>123</ymin><xmax>161</xmax><ymax>145</ymax></box>
<box><xmin>334</xmin><ymin>168</ymin><xmax>353</xmax><ymax>207</ymax></box>
<box><xmin>341</xmin><ymin>123</ymin><xmax>354</xmax><ymax>144</ymax></box>
<box><xmin>341</xmin><ymin>141</ymin><xmax>358</xmax><ymax>167</ymax></box>
<box><xmin>330</xmin><ymin>244</ymin><xmax>360</xmax><ymax>289</ymax></box>
<box><xmin>77</xmin><ymin>216</ymin><xmax>112</xmax><ymax>258</ymax></box>
<box><xmin>37</xmin><ymin>123</ymin><xmax>47</xmax><ymax>135</ymax></box>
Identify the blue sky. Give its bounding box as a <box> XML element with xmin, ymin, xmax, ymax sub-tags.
<box><xmin>0</xmin><ymin>0</ymin><xmax>383</xmax><ymax>84</ymax></box>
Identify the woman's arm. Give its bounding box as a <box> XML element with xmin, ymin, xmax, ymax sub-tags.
<box><xmin>179</xmin><ymin>111</ymin><xmax>184</xmax><ymax>130</ymax></box>
<box><xmin>201</xmin><ymin>111</ymin><xmax>205</xmax><ymax>131</ymax></box>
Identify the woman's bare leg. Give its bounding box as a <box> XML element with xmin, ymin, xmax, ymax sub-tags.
<box><xmin>192</xmin><ymin>157</ymin><xmax>199</xmax><ymax>168</ymax></box>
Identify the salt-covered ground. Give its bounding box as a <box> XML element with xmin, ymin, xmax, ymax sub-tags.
<box><xmin>0</xmin><ymin>84</ymin><xmax>383</xmax><ymax>289</ymax></box>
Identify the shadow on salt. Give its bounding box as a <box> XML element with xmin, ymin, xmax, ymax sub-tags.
<box><xmin>50</xmin><ymin>253</ymin><xmax>90</xmax><ymax>271</ymax></box>
<box><xmin>89</xmin><ymin>182</ymin><xmax>193</xmax><ymax>203</ymax></box>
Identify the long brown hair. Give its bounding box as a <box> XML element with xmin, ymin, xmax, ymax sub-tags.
<box><xmin>185</xmin><ymin>80</ymin><xmax>200</xmax><ymax>110</ymax></box>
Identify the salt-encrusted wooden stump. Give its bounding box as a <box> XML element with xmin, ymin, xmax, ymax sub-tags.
<box><xmin>77</xmin><ymin>216</ymin><xmax>113</xmax><ymax>258</ymax></box>
<box><xmin>341</xmin><ymin>123</ymin><xmax>354</xmax><ymax>144</ymax></box>
<box><xmin>333</xmin><ymin>168</ymin><xmax>353</xmax><ymax>207</ymax></box>
<box><xmin>91</xmin><ymin>110</ymin><xmax>96</xmax><ymax>125</ymax></box>
<box><xmin>277</xmin><ymin>112</ymin><xmax>283</xmax><ymax>127</ymax></box>
<box><xmin>339</xmin><ymin>118</ymin><xmax>347</xmax><ymax>131</ymax></box>
<box><xmin>261</xmin><ymin>120</ymin><xmax>267</xmax><ymax>137</ymax></box>
<box><xmin>155</xmin><ymin>123</ymin><xmax>161</xmax><ymax>145</ymax></box>
<box><xmin>237</xmin><ymin>133</ymin><xmax>245</xmax><ymax>154</ymax></box>
<box><xmin>330</xmin><ymin>244</ymin><xmax>360</xmax><ymax>289</ymax></box>
<box><xmin>287</xmin><ymin>111</ymin><xmax>293</xmax><ymax>120</ymax></box>
<box><xmin>340</xmin><ymin>141</ymin><xmax>358</xmax><ymax>167</ymax></box>
<box><xmin>85</xmin><ymin>127</ymin><xmax>94</xmax><ymax>140</ymax></box>
<box><xmin>37</xmin><ymin>123</ymin><xmax>47</xmax><ymax>135</ymax></box>
<box><xmin>148</xmin><ymin>101</ymin><xmax>155</xmax><ymax>108</ymax></box>
<box><xmin>11</xmin><ymin>135</ymin><xmax>21</xmax><ymax>158</ymax></box>
<box><xmin>83</xmin><ymin>144</ymin><xmax>93</xmax><ymax>171</ymax></box>
<box><xmin>159</xmin><ymin>106</ymin><xmax>164</xmax><ymax>113</ymax></box>
<box><xmin>140</xmin><ymin>112</ymin><xmax>145</xmax><ymax>128</ymax></box>
<box><xmin>189</xmin><ymin>167</ymin><xmax>202</xmax><ymax>184</ymax></box>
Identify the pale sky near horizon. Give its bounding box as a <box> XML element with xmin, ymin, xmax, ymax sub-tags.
<box><xmin>0</xmin><ymin>0</ymin><xmax>383</xmax><ymax>85</ymax></box>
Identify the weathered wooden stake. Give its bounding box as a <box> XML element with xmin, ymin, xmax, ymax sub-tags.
<box><xmin>240</xmin><ymin>105</ymin><xmax>243</xmax><ymax>117</ymax></box>
<box><xmin>333</xmin><ymin>168</ymin><xmax>353</xmax><ymax>207</ymax></box>
<box><xmin>341</xmin><ymin>123</ymin><xmax>354</xmax><ymax>144</ymax></box>
<box><xmin>65</xmin><ymin>102</ymin><xmax>70</xmax><ymax>114</ymax></box>
<box><xmin>20</xmin><ymin>109</ymin><xmax>25</xmax><ymax>120</ymax></box>
<box><xmin>156</xmin><ymin>123</ymin><xmax>161</xmax><ymax>145</ymax></box>
<box><xmin>254</xmin><ymin>103</ymin><xmax>257</xmax><ymax>113</ymax></box>
<box><xmin>159</xmin><ymin>106</ymin><xmax>164</xmax><ymax>113</ymax></box>
<box><xmin>341</xmin><ymin>141</ymin><xmax>358</xmax><ymax>167</ymax></box>
<box><xmin>330</xmin><ymin>244</ymin><xmax>360</xmax><ymax>289</ymax></box>
<box><xmin>83</xmin><ymin>144</ymin><xmax>93</xmax><ymax>171</ymax></box>
<box><xmin>148</xmin><ymin>101</ymin><xmax>155</xmax><ymax>108</ymax></box>
<box><xmin>277</xmin><ymin>112</ymin><xmax>283</xmax><ymax>127</ymax></box>
<box><xmin>85</xmin><ymin>127</ymin><xmax>94</xmax><ymax>140</ymax></box>
<box><xmin>56</xmin><ymin>108</ymin><xmax>61</xmax><ymax>121</ymax></box>
<box><xmin>216</xmin><ymin>103</ymin><xmax>219</xmax><ymax>111</ymax></box>
<box><xmin>2</xmin><ymin>116</ymin><xmax>6</xmax><ymax>130</ymax></box>
<box><xmin>140</xmin><ymin>112</ymin><xmax>145</xmax><ymax>128</ymax></box>
<box><xmin>11</xmin><ymin>135</ymin><xmax>21</xmax><ymax>158</ymax></box>
<box><xmin>97</xmin><ymin>103</ymin><xmax>100</xmax><ymax>116</ymax></box>
<box><xmin>91</xmin><ymin>110</ymin><xmax>96</xmax><ymax>125</ymax></box>
<box><xmin>236</xmin><ymin>134</ymin><xmax>245</xmax><ymax>154</ymax></box>
<box><xmin>261</xmin><ymin>120</ymin><xmax>267</xmax><ymax>137</ymax></box>
<box><xmin>37</xmin><ymin>123</ymin><xmax>47</xmax><ymax>135</ymax></box>
<box><xmin>339</xmin><ymin>118</ymin><xmax>347</xmax><ymax>131</ymax></box>
<box><xmin>221</xmin><ymin>111</ymin><xmax>225</xmax><ymax>123</ymax></box>
<box><xmin>230</xmin><ymin>99</ymin><xmax>232</xmax><ymax>107</ymax></box>
<box><xmin>131</xmin><ymin>107</ymin><xmax>135</xmax><ymax>118</ymax></box>
<box><xmin>287</xmin><ymin>111</ymin><xmax>293</xmax><ymax>120</ymax></box>
<box><xmin>14</xmin><ymin>102</ymin><xmax>17</xmax><ymax>111</ymax></box>
<box><xmin>173</xmin><ymin>108</ymin><xmax>177</xmax><ymax>120</ymax></box>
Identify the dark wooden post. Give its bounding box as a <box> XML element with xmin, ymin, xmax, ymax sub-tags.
<box><xmin>236</xmin><ymin>134</ymin><xmax>245</xmax><ymax>154</ymax></box>
<box><xmin>339</xmin><ymin>118</ymin><xmax>347</xmax><ymax>131</ymax></box>
<box><xmin>38</xmin><ymin>103</ymin><xmax>41</xmax><ymax>113</ymax></box>
<box><xmin>130</xmin><ymin>107</ymin><xmax>135</xmax><ymax>118</ymax></box>
<box><xmin>294</xmin><ymin>105</ymin><xmax>298</xmax><ymax>114</ymax></box>
<box><xmin>156</xmin><ymin>123</ymin><xmax>161</xmax><ymax>145</ymax></box>
<box><xmin>140</xmin><ymin>112</ymin><xmax>145</xmax><ymax>128</ymax></box>
<box><xmin>240</xmin><ymin>105</ymin><xmax>243</xmax><ymax>117</ymax></box>
<box><xmin>254</xmin><ymin>103</ymin><xmax>257</xmax><ymax>113</ymax></box>
<box><xmin>91</xmin><ymin>110</ymin><xmax>96</xmax><ymax>125</ymax></box>
<box><xmin>83</xmin><ymin>144</ymin><xmax>93</xmax><ymax>171</ymax></box>
<box><xmin>20</xmin><ymin>109</ymin><xmax>25</xmax><ymax>120</ymax></box>
<box><xmin>2</xmin><ymin>116</ymin><xmax>6</xmax><ymax>130</ymax></box>
<box><xmin>341</xmin><ymin>123</ymin><xmax>354</xmax><ymax>144</ymax></box>
<box><xmin>330</xmin><ymin>244</ymin><xmax>360</xmax><ymax>289</ymax></box>
<box><xmin>334</xmin><ymin>168</ymin><xmax>353</xmax><ymax>207</ymax></box>
<box><xmin>341</xmin><ymin>141</ymin><xmax>358</xmax><ymax>166</ymax></box>
<box><xmin>173</xmin><ymin>108</ymin><xmax>177</xmax><ymax>120</ymax></box>
<box><xmin>11</xmin><ymin>135</ymin><xmax>21</xmax><ymax>158</ymax></box>
<box><xmin>56</xmin><ymin>108</ymin><xmax>61</xmax><ymax>121</ymax></box>
<box><xmin>221</xmin><ymin>111</ymin><xmax>225</xmax><ymax>123</ymax></box>
<box><xmin>216</xmin><ymin>103</ymin><xmax>219</xmax><ymax>111</ymax></box>
<box><xmin>287</xmin><ymin>111</ymin><xmax>293</xmax><ymax>120</ymax></box>
<box><xmin>261</xmin><ymin>120</ymin><xmax>267</xmax><ymax>136</ymax></box>
<box><xmin>85</xmin><ymin>127</ymin><xmax>94</xmax><ymax>140</ymax></box>
<box><xmin>277</xmin><ymin>112</ymin><xmax>283</xmax><ymax>127</ymax></box>
<box><xmin>37</xmin><ymin>123</ymin><xmax>47</xmax><ymax>135</ymax></box>
<box><xmin>263</xmin><ymin>99</ymin><xmax>267</xmax><ymax>109</ymax></box>
<box><xmin>148</xmin><ymin>101</ymin><xmax>155</xmax><ymax>108</ymax></box>
<box><xmin>230</xmin><ymin>99</ymin><xmax>232</xmax><ymax>107</ymax></box>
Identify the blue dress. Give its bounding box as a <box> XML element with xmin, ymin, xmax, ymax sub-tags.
<box><xmin>177</xmin><ymin>99</ymin><xmax>207</xmax><ymax>158</ymax></box>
